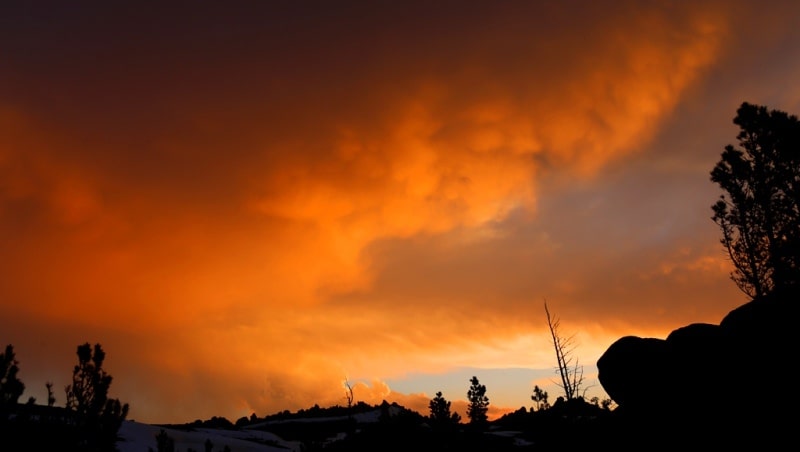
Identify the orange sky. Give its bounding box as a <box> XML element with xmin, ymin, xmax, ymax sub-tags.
<box><xmin>2</xmin><ymin>1</ymin><xmax>800</xmax><ymax>423</ymax></box>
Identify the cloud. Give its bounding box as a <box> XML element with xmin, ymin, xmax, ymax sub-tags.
<box><xmin>2</xmin><ymin>1</ymin><xmax>788</xmax><ymax>424</ymax></box>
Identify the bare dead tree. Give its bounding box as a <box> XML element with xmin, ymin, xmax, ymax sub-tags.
<box><xmin>544</xmin><ymin>299</ymin><xmax>585</xmax><ymax>400</ymax></box>
<box><xmin>344</xmin><ymin>377</ymin><xmax>354</xmax><ymax>408</ymax></box>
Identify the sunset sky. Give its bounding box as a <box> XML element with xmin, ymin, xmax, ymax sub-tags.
<box><xmin>2</xmin><ymin>1</ymin><xmax>800</xmax><ymax>424</ymax></box>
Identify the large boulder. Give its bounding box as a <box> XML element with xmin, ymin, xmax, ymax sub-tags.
<box><xmin>596</xmin><ymin>336</ymin><xmax>669</xmax><ymax>413</ymax></box>
<box><xmin>596</xmin><ymin>288</ymin><xmax>799</xmax><ymax>446</ymax></box>
<box><xmin>597</xmin><ymin>323</ymin><xmax>734</xmax><ymax>416</ymax></box>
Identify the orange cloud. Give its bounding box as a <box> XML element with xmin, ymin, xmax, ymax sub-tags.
<box><xmin>2</xmin><ymin>1</ymin><xmax>785</xmax><ymax>425</ymax></box>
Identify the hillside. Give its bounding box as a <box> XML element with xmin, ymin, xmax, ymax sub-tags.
<box><xmin>115</xmin><ymin>399</ymin><xmax>613</xmax><ymax>452</ymax></box>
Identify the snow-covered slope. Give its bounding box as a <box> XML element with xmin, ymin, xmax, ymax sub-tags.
<box><xmin>116</xmin><ymin>420</ymin><xmax>303</xmax><ymax>452</ymax></box>
<box><xmin>116</xmin><ymin>405</ymin><xmax>406</xmax><ymax>451</ymax></box>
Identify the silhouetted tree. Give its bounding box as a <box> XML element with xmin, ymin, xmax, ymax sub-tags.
<box><xmin>531</xmin><ymin>385</ymin><xmax>550</xmax><ymax>411</ymax></box>
<box><xmin>64</xmin><ymin>342</ymin><xmax>129</xmax><ymax>451</ymax></box>
<box><xmin>466</xmin><ymin>376</ymin><xmax>489</xmax><ymax>427</ymax></box>
<box><xmin>544</xmin><ymin>300</ymin><xmax>585</xmax><ymax>400</ymax></box>
<box><xmin>0</xmin><ymin>344</ymin><xmax>25</xmax><ymax>409</ymax></box>
<box><xmin>428</xmin><ymin>391</ymin><xmax>461</xmax><ymax>427</ymax></box>
<box><xmin>204</xmin><ymin>438</ymin><xmax>213</xmax><ymax>452</ymax></box>
<box><xmin>710</xmin><ymin>101</ymin><xmax>800</xmax><ymax>298</ymax></box>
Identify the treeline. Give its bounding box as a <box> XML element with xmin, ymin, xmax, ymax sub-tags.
<box><xmin>0</xmin><ymin>343</ymin><xmax>128</xmax><ymax>452</ymax></box>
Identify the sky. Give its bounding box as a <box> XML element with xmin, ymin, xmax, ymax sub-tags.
<box><xmin>2</xmin><ymin>0</ymin><xmax>800</xmax><ymax>424</ymax></box>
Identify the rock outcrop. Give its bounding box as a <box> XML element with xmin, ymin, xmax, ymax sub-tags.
<box><xmin>597</xmin><ymin>288</ymin><xmax>799</xmax><ymax>447</ymax></box>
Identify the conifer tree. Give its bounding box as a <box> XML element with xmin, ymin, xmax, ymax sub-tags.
<box><xmin>428</xmin><ymin>391</ymin><xmax>461</xmax><ymax>427</ymax></box>
<box><xmin>531</xmin><ymin>385</ymin><xmax>550</xmax><ymax>411</ymax></box>
<box><xmin>466</xmin><ymin>376</ymin><xmax>489</xmax><ymax>427</ymax></box>
<box><xmin>0</xmin><ymin>344</ymin><xmax>25</xmax><ymax>409</ymax></box>
<box><xmin>64</xmin><ymin>342</ymin><xmax>129</xmax><ymax>451</ymax></box>
<box><xmin>711</xmin><ymin>102</ymin><xmax>800</xmax><ymax>298</ymax></box>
